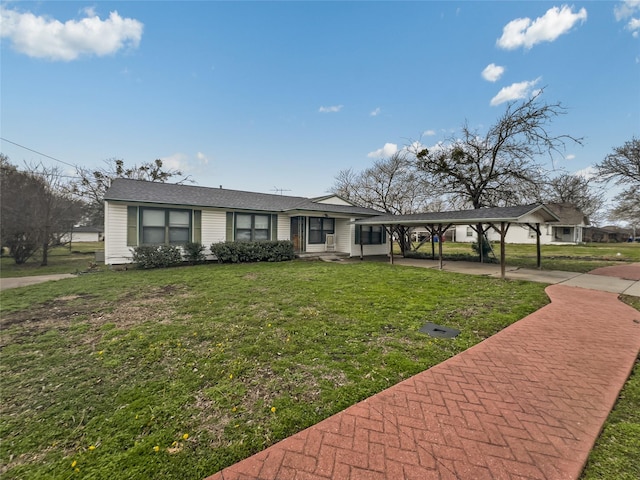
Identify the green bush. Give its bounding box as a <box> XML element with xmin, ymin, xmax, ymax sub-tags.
<box><xmin>210</xmin><ymin>240</ymin><xmax>295</xmax><ymax>263</ymax></box>
<box><xmin>184</xmin><ymin>242</ymin><xmax>206</xmax><ymax>264</ymax></box>
<box><xmin>131</xmin><ymin>245</ymin><xmax>183</xmax><ymax>269</ymax></box>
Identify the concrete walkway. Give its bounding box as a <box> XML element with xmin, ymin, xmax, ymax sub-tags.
<box><xmin>385</xmin><ymin>259</ymin><xmax>640</xmax><ymax>298</ymax></box>
<box><xmin>0</xmin><ymin>273</ymin><xmax>76</xmax><ymax>291</ymax></box>
<box><xmin>206</xmin><ymin>264</ymin><xmax>640</xmax><ymax>480</ymax></box>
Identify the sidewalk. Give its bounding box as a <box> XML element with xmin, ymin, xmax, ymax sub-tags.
<box><xmin>206</xmin><ymin>266</ymin><xmax>640</xmax><ymax>480</ymax></box>
<box><xmin>0</xmin><ymin>273</ymin><xmax>76</xmax><ymax>291</ymax></box>
<box><xmin>389</xmin><ymin>259</ymin><xmax>640</xmax><ymax>297</ymax></box>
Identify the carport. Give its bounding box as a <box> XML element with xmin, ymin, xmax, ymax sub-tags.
<box><xmin>354</xmin><ymin>204</ymin><xmax>560</xmax><ymax>279</ymax></box>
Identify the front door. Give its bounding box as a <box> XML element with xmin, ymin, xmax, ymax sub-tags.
<box><xmin>290</xmin><ymin>216</ymin><xmax>306</xmax><ymax>253</ymax></box>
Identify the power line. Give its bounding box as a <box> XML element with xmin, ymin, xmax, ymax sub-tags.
<box><xmin>0</xmin><ymin>137</ymin><xmax>79</xmax><ymax>169</ymax></box>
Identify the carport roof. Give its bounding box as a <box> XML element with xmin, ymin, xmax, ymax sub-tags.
<box><xmin>354</xmin><ymin>204</ymin><xmax>560</xmax><ymax>226</ymax></box>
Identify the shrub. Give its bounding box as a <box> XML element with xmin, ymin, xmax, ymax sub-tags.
<box><xmin>131</xmin><ymin>245</ymin><xmax>183</xmax><ymax>269</ymax></box>
<box><xmin>184</xmin><ymin>242</ymin><xmax>206</xmax><ymax>264</ymax></box>
<box><xmin>210</xmin><ymin>241</ymin><xmax>295</xmax><ymax>263</ymax></box>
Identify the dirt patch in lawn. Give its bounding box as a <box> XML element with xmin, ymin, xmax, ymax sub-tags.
<box><xmin>0</xmin><ymin>285</ymin><xmax>191</xmax><ymax>347</ymax></box>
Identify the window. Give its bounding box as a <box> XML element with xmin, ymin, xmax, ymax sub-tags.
<box><xmin>466</xmin><ymin>227</ymin><xmax>474</xmax><ymax>237</ymax></box>
<box><xmin>141</xmin><ymin>208</ymin><xmax>192</xmax><ymax>245</ymax></box>
<box><xmin>235</xmin><ymin>213</ymin><xmax>271</xmax><ymax>241</ymax></box>
<box><xmin>358</xmin><ymin>225</ymin><xmax>385</xmax><ymax>244</ymax></box>
<box><xmin>309</xmin><ymin>217</ymin><xmax>335</xmax><ymax>244</ymax></box>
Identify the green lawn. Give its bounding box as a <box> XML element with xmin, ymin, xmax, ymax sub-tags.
<box><xmin>1</xmin><ymin>249</ymin><xmax>638</xmax><ymax>479</ymax></box>
<box><xmin>1</xmin><ymin>261</ymin><xmax>549</xmax><ymax>479</ymax></box>
<box><xmin>0</xmin><ymin>242</ymin><xmax>105</xmax><ymax>277</ymax></box>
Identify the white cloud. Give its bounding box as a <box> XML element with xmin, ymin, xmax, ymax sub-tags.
<box><xmin>318</xmin><ymin>105</ymin><xmax>343</xmax><ymax>113</ymax></box>
<box><xmin>367</xmin><ymin>143</ymin><xmax>398</xmax><ymax>159</ymax></box>
<box><xmin>160</xmin><ymin>153</ymin><xmax>189</xmax><ymax>172</ymax></box>
<box><xmin>614</xmin><ymin>0</ymin><xmax>640</xmax><ymax>21</ymax></box>
<box><xmin>497</xmin><ymin>5</ymin><xmax>587</xmax><ymax>50</ymax></box>
<box><xmin>627</xmin><ymin>17</ymin><xmax>640</xmax><ymax>37</ymax></box>
<box><xmin>370</xmin><ymin>107</ymin><xmax>381</xmax><ymax>117</ymax></box>
<box><xmin>196</xmin><ymin>152</ymin><xmax>209</xmax><ymax>165</ymax></box>
<box><xmin>481</xmin><ymin>63</ymin><xmax>505</xmax><ymax>82</ymax></box>
<box><xmin>490</xmin><ymin>78</ymin><xmax>541</xmax><ymax>106</ymax></box>
<box><xmin>423</xmin><ymin>130</ymin><xmax>436</xmax><ymax>136</ymax></box>
<box><xmin>575</xmin><ymin>166</ymin><xmax>598</xmax><ymax>180</ymax></box>
<box><xmin>565</xmin><ymin>154</ymin><xmax>576</xmax><ymax>161</ymax></box>
<box><xmin>0</xmin><ymin>6</ymin><xmax>143</xmax><ymax>61</ymax></box>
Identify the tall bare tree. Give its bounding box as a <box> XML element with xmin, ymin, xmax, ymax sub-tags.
<box><xmin>331</xmin><ymin>152</ymin><xmax>438</xmax><ymax>254</ymax></box>
<box><xmin>542</xmin><ymin>172</ymin><xmax>605</xmax><ymax>225</ymax></box>
<box><xmin>413</xmin><ymin>89</ymin><xmax>582</xmax><ymax>259</ymax></box>
<box><xmin>595</xmin><ymin>137</ymin><xmax>640</xmax><ymax>229</ymax></box>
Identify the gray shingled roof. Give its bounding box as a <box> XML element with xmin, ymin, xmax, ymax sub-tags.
<box><xmin>104</xmin><ymin>178</ymin><xmax>382</xmax><ymax>216</ymax></box>
<box><xmin>545</xmin><ymin>203</ymin><xmax>590</xmax><ymax>226</ymax></box>
<box><xmin>354</xmin><ymin>204</ymin><xmax>560</xmax><ymax>225</ymax></box>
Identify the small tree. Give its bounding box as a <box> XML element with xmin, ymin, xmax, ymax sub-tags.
<box><xmin>0</xmin><ymin>156</ymin><xmax>84</xmax><ymax>265</ymax></box>
<box><xmin>1</xmin><ymin>156</ymin><xmax>47</xmax><ymax>264</ymax></box>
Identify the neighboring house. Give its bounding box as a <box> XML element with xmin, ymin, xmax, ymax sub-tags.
<box><xmin>60</xmin><ymin>226</ymin><xmax>104</xmax><ymax>243</ymax></box>
<box><xmin>103</xmin><ymin>179</ymin><xmax>388</xmax><ymax>265</ymax></box>
<box><xmin>451</xmin><ymin>203</ymin><xmax>589</xmax><ymax>245</ymax></box>
<box><xmin>584</xmin><ymin>225</ymin><xmax>633</xmax><ymax>243</ymax></box>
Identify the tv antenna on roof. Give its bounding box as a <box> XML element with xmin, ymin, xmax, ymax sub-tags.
<box><xmin>271</xmin><ymin>186</ymin><xmax>291</xmax><ymax>195</ymax></box>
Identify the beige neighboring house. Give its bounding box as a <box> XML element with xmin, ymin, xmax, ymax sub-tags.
<box><xmin>103</xmin><ymin>179</ymin><xmax>388</xmax><ymax>265</ymax></box>
<box><xmin>60</xmin><ymin>226</ymin><xmax>104</xmax><ymax>243</ymax></box>
<box><xmin>449</xmin><ymin>203</ymin><xmax>589</xmax><ymax>245</ymax></box>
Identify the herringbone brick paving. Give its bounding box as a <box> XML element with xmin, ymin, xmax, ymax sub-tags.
<box><xmin>206</xmin><ymin>284</ymin><xmax>640</xmax><ymax>480</ymax></box>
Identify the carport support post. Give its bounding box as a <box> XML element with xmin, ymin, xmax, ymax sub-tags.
<box><xmin>536</xmin><ymin>223</ymin><xmax>541</xmax><ymax>269</ymax></box>
<box><xmin>500</xmin><ymin>222</ymin><xmax>507</xmax><ymax>279</ymax></box>
<box><xmin>438</xmin><ymin>224</ymin><xmax>444</xmax><ymax>270</ymax></box>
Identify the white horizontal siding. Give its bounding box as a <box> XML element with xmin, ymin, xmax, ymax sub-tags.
<box><xmin>278</xmin><ymin>215</ymin><xmax>290</xmax><ymax>241</ymax></box>
<box><xmin>105</xmin><ymin>202</ymin><xmax>134</xmax><ymax>265</ymax></box>
<box><xmin>202</xmin><ymin>210</ymin><xmax>226</xmax><ymax>249</ymax></box>
<box><xmin>335</xmin><ymin>219</ymin><xmax>351</xmax><ymax>253</ymax></box>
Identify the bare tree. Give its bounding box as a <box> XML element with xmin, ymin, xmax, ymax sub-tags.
<box><xmin>331</xmin><ymin>152</ymin><xmax>437</xmax><ymax>254</ymax></box>
<box><xmin>71</xmin><ymin>158</ymin><xmax>192</xmax><ymax>226</ymax></box>
<box><xmin>595</xmin><ymin>137</ymin><xmax>640</xmax><ymax>186</ymax></box>
<box><xmin>0</xmin><ymin>156</ymin><xmax>82</xmax><ymax>265</ymax></box>
<box><xmin>25</xmin><ymin>163</ymin><xmax>84</xmax><ymax>266</ymax></box>
<box><xmin>1</xmin><ymin>155</ymin><xmax>45</xmax><ymax>264</ymax></box>
<box><xmin>595</xmin><ymin>138</ymin><xmax>640</xmax><ymax>229</ymax></box>
<box><xmin>413</xmin><ymin>89</ymin><xmax>582</xmax><ymax>259</ymax></box>
<box><xmin>542</xmin><ymin>172</ymin><xmax>605</xmax><ymax>225</ymax></box>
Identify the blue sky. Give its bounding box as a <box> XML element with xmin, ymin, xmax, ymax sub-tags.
<box><xmin>1</xmin><ymin>1</ymin><xmax>639</xmax><ymax>201</ymax></box>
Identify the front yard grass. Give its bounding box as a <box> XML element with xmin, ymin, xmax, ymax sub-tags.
<box><xmin>1</xmin><ymin>261</ymin><xmax>550</xmax><ymax>479</ymax></box>
<box><xmin>0</xmin><ymin>242</ymin><xmax>105</xmax><ymax>277</ymax></box>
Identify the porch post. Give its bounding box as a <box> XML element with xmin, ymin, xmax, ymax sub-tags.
<box><xmin>389</xmin><ymin>225</ymin><xmax>394</xmax><ymax>265</ymax></box>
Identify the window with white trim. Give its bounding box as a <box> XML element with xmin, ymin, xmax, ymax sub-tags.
<box><xmin>140</xmin><ymin>208</ymin><xmax>192</xmax><ymax>245</ymax></box>
<box><xmin>235</xmin><ymin>213</ymin><xmax>271</xmax><ymax>241</ymax></box>
<box><xmin>309</xmin><ymin>217</ymin><xmax>335</xmax><ymax>244</ymax></box>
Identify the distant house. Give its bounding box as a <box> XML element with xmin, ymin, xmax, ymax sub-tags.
<box><xmin>60</xmin><ymin>225</ymin><xmax>104</xmax><ymax>243</ymax></box>
<box><xmin>450</xmin><ymin>203</ymin><xmax>589</xmax><ymax>245</ymax></box>
<box><xmin>584</xmin><ymin>225</ymin><xmax>633</xmax><ymax>243</ymax></box>
<box><xmin>103</xmin><ymin>179</ymin><xmax>388</xmax><ymax>265</ymax></box>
